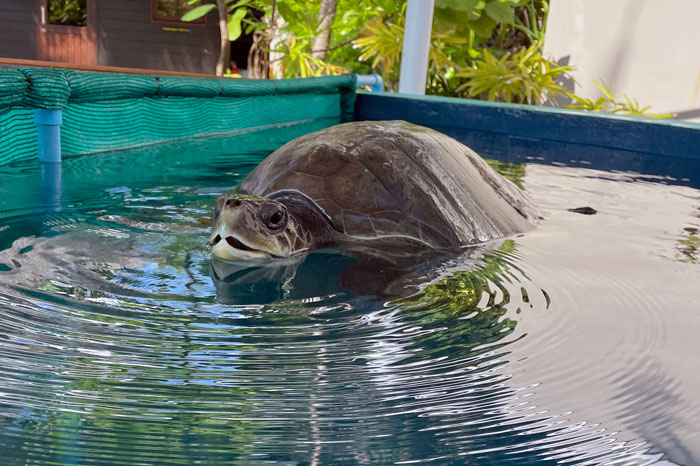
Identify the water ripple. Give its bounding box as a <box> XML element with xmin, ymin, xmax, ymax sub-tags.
<box><xmin>0</xmin><ymin>152</ymin><xmax>699</xmax><ymax>464</ymax></box>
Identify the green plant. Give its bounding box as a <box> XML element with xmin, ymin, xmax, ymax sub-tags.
<box><xmin>454</xmin><ymin>46</ymin><xmax>573</xmax><ymax>104</ymax></box>
<box><xmin>182</xmin><ymin>0</ymin><xmax>259</xmax><ymax>75</ymax></box>
<box><xmin>434</xmin><ymin>0</ymin><xmax>532</xmax><ymax>43</ymax></box>
<box><xmin>565</xmin><ymin>80</ymin><xmax>673</xmax><ymax>118</ymax></box>
<box><xmin>178</xmin><ymin>0</ymin><xmax>668</xmax><ymax>121</ymax></box>
<box><xmin>183</xmin><ymin>0</ymin><xmax>253</xmax><ymax>41</ymax></box>
<box><xmin>180</xmin><ymin>0</ymin><xmax>580</xmax><ymax>109</ymax></box>
<box><xmin>513</xmin><ymin>0</ymin><xmax>548</xmax><ymax>45</ymax></box>
<box><xmin>47</xmin><ymin>0</ymin><xmax>87</xmax><ymax>26</ymax></box>
<box><xmin>272</xmin><ymin>36</ymin><xmax>350</xmax><ymax>78</ymax></box>
<box><xmin>353</xmin><ymin>5</ymin><xmax>477</xmax><ymax>92</ymax></box>
<box><xmin>354</xmin><ymin>14</ymin><xmax>404</xmax><ymax>74</ymax></box>
<box><xmin>269</xmin><ymin>0</ymin><xmax>394</xmax><ymax>78</ymax></box>
<box><xmin>353</xmin><ymin>7</ymin><xmax>406</xmax><ymax>89</ymax></box>
<box><xmin>180</xmin><ymin>0</ymin><xmax>551</xmax><ymax>92</ymax></box>
<box><xmin>354</xmin><ymin>0</ymin><xmax>548</xmax><ymax>93</ymax></box>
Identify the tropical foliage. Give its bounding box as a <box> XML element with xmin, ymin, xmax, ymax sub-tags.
<box><xmin>454</xmin><ymin>46</ymin><xmax>572</xmax><ymax>104</ymax></box>
<box><xmin>47</xmin><ymin>0</ymin><xmax>87</xmax><ymax>26</ymax></box>
<box><xmin>182</xmin><ymin>0</ymin><xmax>252</xmax><ymax>42</ymax></box>
<box><xmin>181</xmin><ymin>0</ymin><xmax>668</xmax><ymax>118</ymax></box>
<box><xmin>565</xmin><ymin>80</ymin><xmax>673</xmax><ymax>118</ymax></box>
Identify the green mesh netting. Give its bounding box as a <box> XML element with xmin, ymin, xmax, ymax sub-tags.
<box><xmin>0</xmin><ymin>68</ymin><xmax>357</xmax><ymax>166</ymax></box>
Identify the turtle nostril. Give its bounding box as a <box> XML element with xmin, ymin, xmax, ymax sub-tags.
<box><xmin>211</xmin><ymin>234</ymin><xmax>222</xmax><ymax>246</ymax></box>
<box><xmin>234</xmin><ymin>199</ymin><xmax>241</xmax><ymax>207</ymax></box>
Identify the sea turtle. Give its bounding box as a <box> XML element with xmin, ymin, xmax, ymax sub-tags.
<box><xmin>210</xmin><ymin>120</ymin><xmax>538</xmax><ymax>262</ymax></box>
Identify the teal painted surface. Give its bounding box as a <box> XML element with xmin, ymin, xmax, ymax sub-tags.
<box><xmin>360</xmin><ymin>90</ymin><xmax>700</xmax><ymax>129</ymax></box>
<box><xmin>354</xmin><ymin>91</ymin><xmax>700</xmax><ymax>159</ymax></box>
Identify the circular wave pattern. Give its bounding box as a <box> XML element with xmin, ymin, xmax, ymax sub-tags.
<box><xmin>0</xmin><ymin>154</ymin><xmax>697</xmax><ymax>465</ymax></box>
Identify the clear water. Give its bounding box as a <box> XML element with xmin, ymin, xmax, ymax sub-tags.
<box><xmin>1</xmin><ymin>127</ymin><xmax>699</xmax><ymax>465</ymax></box>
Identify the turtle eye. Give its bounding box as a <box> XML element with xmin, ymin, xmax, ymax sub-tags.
<box><xmin>265</xmin><ymin>209</ymin><xmax>287</xmax><ymax>231</ymax></box>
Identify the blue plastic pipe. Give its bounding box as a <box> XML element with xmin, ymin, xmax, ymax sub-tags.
<box><xmin>33</xmin><ymin>109</ymin><xmax>63</xmax><ymax>163</ymax></box>
<box><xmin>39</xmin><ymin>160</ymin><xmax>62</xmax><ymax>212</ymax></box>
<box><xmin>355</xmin><ymin>74</ymin><xmax>384</xmax><ymax>92</ymax></box>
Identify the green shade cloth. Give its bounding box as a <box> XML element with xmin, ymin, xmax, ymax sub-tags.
<box><xmin>0</xmin><ymin>68</ymin><xmax>357</xmax><ymax>166</ymax></box>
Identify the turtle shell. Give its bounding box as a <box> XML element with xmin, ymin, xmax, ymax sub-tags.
<box><xmin>237</xmin><ymin>120</ymin><xmax>537</xmax><ymax>247</ymax></box>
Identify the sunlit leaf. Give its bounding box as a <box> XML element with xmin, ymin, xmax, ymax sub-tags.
<box><xmin>227</xmin><ymin>7</ymin><xmax>247</xmax><ymax>41</ymax></box>
<box><xmin>469</xmin><ymin>13</ymin><xmax>497</xmax><ymax>39</ymax></box>
<box><xmin>181</xmin><ymin>3</ymin><xmax>215</xmax><ymax>21</ymax></box>
<box><xmin>484</xmin><ymin>1</ymin><xmax>514</xmax><ymax>24</ymax></box>
<box><xmin>593</xmin><ymin>80</ymin><xmax>615</xmax><ymax>100</ymax></box>
<box><xmin>276</xmin><ymin>1</ymin><xmax>296</xmax><ymax>22</ymax></box>
<box><xmin>436</xmin><ymin>0</ymin><xmax>482</xmax><ymax>11</ymax></box>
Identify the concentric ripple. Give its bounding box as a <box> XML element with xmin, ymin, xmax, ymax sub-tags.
<box><xmin>1</xmin><ymin>132</ymin><xmax>699</xmax><ymax>465</ymax></box>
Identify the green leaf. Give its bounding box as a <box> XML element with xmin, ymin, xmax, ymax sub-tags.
<box><xmin>181</xmin><ymin>3</ymin><xmax>216</xmax><ymax>21</ymax></box>
<box><xmin>594</xmin><ymin>80</ymin><xmax>615</xmax><ymax>100</ymax></box>
<box><xmin>276</xmin><ymin>1</ymin><xmax>296</xmax><ymax>22</ymax></box>
<box><xmin>374</xmin><ymin>0</ymin><xmax>402</xmax><ymax>14</ymax></box>
<box><xmin>484</xmin><ymin>1</ymin><xmax>514</xmax><ymax>24</ymax></box>
<box><xmin>436</xmin><ymin>0</ymin><xmax>482</xmax><ymax>11</ymax></box>
<box><xmin>466</xmin><ymin>8</ymin><xmax>482</xmax><ymax>20</ymax></box>
<box><xmin>433</xmin><ymin>7</ymin><xmax>459</xmax><ymax>33</ymax></box>
<box><xmin>232</xmin><ymin>7</ymin><xmax>247</xmax><ymax>20</ymax></box>
<box><xmin>227</xmin><ymin>7</ymin><xmax>247</xmax><ymax>41</ymax></box>
<box><xmin>469</xmin><ymin>13</ymin><xmax>497</xmax><ymax>38</ymax></box>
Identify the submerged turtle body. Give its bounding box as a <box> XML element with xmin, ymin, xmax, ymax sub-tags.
<box><xmin>211</xmin><ymin>120</ymin><xmax>537</xmax><ymax>261</ymax></box>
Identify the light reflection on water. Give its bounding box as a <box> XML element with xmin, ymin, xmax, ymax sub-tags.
<box><xmin>0</xmin><ymin>128</ymin><xmax>699</xmax><ymax>465</ymax></box>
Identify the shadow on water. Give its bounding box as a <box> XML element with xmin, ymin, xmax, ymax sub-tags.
<box><xmin>209</xmin><ymin>242</ymin><xmax>496</xmax><ymax>304</ymax></box>
<box><xmin>210</xmin><ymin>251</ymin><xmax>358</xmax><ymax>305</ymax></box>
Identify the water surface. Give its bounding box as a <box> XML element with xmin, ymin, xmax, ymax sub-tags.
<box><xmin>0</xmin><ymin>127</ymin><xmax>699</xmax><ymax>465</ymax></box>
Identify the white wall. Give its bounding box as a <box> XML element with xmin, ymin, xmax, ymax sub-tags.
<box><xmin>543</xmin><ymin>0</ymin><xmax>700</xmax><ymax>120</ymax></box>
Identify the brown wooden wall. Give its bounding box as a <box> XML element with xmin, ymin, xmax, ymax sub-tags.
<box><xmin>97</xmin><ymin>0</ymin><xmax>221</xmax><ymax>75</ymax></box>
<box><xmin>37</xmin><ymin>0</ymin><xmax>98</xmax><ymax>66</ymax></box>
<box><xmin>0</xmin><ymin>1</ymin><xmax>38</xmax><ymax>60</ymax></box>
<box><xmin>0</xmin><ymin>0</ymin><xmax>221</xmax><ymax>75</ymax></box>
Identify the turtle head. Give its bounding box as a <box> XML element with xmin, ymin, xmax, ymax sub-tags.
<box><xmin>210</xmin><ymin>194</ymin><xmax>311</xmax><ymax>262</ymax></box>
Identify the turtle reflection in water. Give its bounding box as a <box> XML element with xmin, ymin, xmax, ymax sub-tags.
<box><xmin>209</xmin><ymin>120</ymin><xmax>538</xmax><ymax>301</ymax></box>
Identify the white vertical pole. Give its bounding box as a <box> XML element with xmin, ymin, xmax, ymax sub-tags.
<box><xmin>398</xmin><ymin>0</ymin><xmax>435</xmax><ymax>95</ymax></box>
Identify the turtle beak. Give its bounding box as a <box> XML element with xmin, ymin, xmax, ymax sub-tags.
<box><xmin>210</xmin><ymin>221</ymin><xmax>269</xmax><ymax>261</ymax></box>
<box><xmin>210</xmin><ymin>199</ymin><xmax>278</xmax><ymax>262</ymax></box>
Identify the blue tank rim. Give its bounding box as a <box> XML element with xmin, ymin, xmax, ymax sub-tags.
<box><xmin>354</xmin><ymin>90</ymin><xmax>700</xmax><ymax>161</ymax></box>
